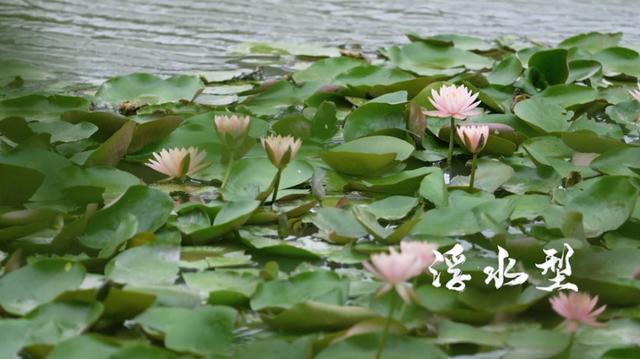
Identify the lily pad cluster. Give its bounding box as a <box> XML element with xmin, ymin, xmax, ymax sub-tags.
<box><xmin>1</xmin><ymin>32</ymin><xmax>640</xmax><ymax>358</ymax></box>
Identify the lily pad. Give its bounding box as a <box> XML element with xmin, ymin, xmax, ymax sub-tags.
<box><xmin>0</xmin><ymin>94</ymin><xmax>89</xmax><ymax>122</ymax></box>
<box><xmin>0</xmin><ymin>259</ymin><xmax>86</xmax><ymax>315</ymax></box>
<box><xmin>94</xmin><ymin>73</ymin><xmax>204</xmax><ymax>106</ymax></box>
<box><xmin>320</xmin><ymin>136</ymin><xmax>414</xmax><ymax>176</ymax></box>
<box><xmin>135</xmin><ymin>305</ymin><xmax>237</xmax><ymax>355</ymax></box>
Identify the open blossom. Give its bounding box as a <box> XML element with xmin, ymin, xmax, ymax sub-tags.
<box><xmin>550</xmin><ymin>292</ymin><xmax>607</xmax><ymax>332</ymax></box>
<box><xmin>214</xmin><ymin>114</ymin><xmax>251</xmax><ymax>140</ymax></box>
<box><xmin>630</xmin><ymin>84</ymin><xmax>640</xmax><ymax>102</ymax></box>
<box><xmin>363</xmin><ymin>247</ymin><xmax>424</xmax><ymax>303</ymax></box>
<box><xmin>146</xmin><ymin>147</ymin><xmax>209</xmax><ymax>180</ymax></box>
<box><xmin>261</xmin><ymin>135</ymin><xmax>302</xmax><ymax>169</ymax></box>
<box><xmin>424</xmin><ymin>84</ymin><xmax>482</xmax><ymax>120</ymax></box>
<box><xmin>400</xmin><ymin>240</ymin><xmax>438</xmax><ymax>272</ymax></box>
<box><xmin>456</xmin><ymin>125</ymin><xmax>490</xmax><ymax>154</ymax></box>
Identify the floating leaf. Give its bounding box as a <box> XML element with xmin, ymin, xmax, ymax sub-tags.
<box><xmin>79</xmin><ymin>186</ymin><xmax>173</xmax><ymax>250</ymax></box>
<box><xmin>135</xmin><ymin>305</ymin><xmax>237</xmax><ymax>355</ymax></box>
<box><xmin>384</xmin><ymin>42</ymin><xmax>493</xmax><ymax>76</ymax></box>
<box><xmin>251</xmin><ymin>270</ymin><xmax>348</xmax><ymax>311</ymax></box>
<box><xmin>94</xmin><ymin>73</ymin><xmax>204</xmax><ymax>106</ymax></box>
<box><xmin>514</xmin><ymin>98</ymin><xmax>572</xmax><ymax>133</ymax></box>
<box><xmin>528</xmin><ymin>48</ymin><xmax>569</xmax><ymax>87</ymax></box>
<box><xmin>343</xmin><ymin>102</ymin><xmax>406</xmax><ymax>141</ymax></box>
<box><xmin>0</xmin><ymin>259</ymin><xmax>85</xmax><ymax>315</ymax></box>
<box><xmin>320</xmin><ymin>136</ymin><xmax>414</xmax><ymax>176</ymax></box>
<box><xmin>0</xmin><ymin>94</ymin><xmax>89</xmax><ymax>122</ymax></box>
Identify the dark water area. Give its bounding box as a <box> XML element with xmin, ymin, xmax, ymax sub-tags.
<box><xmin>1</xmin><ymin>0</ymin><xmax>639</xmax><ymax>83</ymax></box>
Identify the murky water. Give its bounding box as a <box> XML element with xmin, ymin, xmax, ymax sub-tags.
<box><xmin>1</xmin><ymin>0</ymin><xmax>639</xmax><ymax>83</ymax></box>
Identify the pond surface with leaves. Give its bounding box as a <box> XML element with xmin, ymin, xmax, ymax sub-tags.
<box><xmin>1</xmin><ymin>31</ymin><xmax>640</xmax><ymax>359</ymax></box>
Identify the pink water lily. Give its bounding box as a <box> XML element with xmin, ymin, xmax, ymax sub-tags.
<box><xmin>400</xmin><ymin>240</ymin><xmax>438</xmax><ymax>272</ymax></box>
<box><xmin>146</xmin><ymin>147</ymin><xmax>209</xmax><ymax>180</ymax></box>
<box><xmin>630</xmin><ymin>84</ymin><xmax>640</xmax><ymax>102</ymax></box>
<box><xmin>214</xmin><ymin>114</ymin><xmax>251</xmax><ymax>139</ymax></box>
<box><xmin>363</xmin><ymin>247</ymin><xmax>424</xmax><ymax>303</ymax></box>
<box><xmin>261</xmin><ymin>134</ymin><xmax>302</xmax><ymax>169</ymax></box>
<box><xmin>456</xmin><ymin>124</ymin><xmax>490</xmax><ymax>154</ymax></box>
<box><xmin>424</xmin><ymin>84</ymin><xmax>482</xmax><ymax>120</ymax></box>
<box><xmin>550</xmin><ymin>292</ymin><xmax>607</xmax><ymax>333</ymax></box>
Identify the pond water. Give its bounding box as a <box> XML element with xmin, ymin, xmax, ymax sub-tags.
<box><xmin>1</xmin><ymin>0</ymin><xmax>639</xmax><ymax>83</ymax></box>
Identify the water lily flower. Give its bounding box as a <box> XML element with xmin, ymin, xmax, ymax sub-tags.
<box><xmin>400</xmin><ymin>240</ymin><xmax>438</xmax><ymax>272</ymax></box>
<box><xmin>261</xmin><ymin>134</ymin><xmax>302</xmax><ymax>170</ymax></box>
<box><xmin>146</xmin><ymin>147</ymin><xmax>209</xmax><ymax>180</ymax></box>
<box><xmin>549</xmin><ymin>292</ymin><xmax>607</xmax><ymax>332</ymax></box>
<box><xmin>214</xmin><ymin>114</ymin><xmax>251</xmax><ymax>141</ymax></box>
<box><xmin>456</xmin><ymin>124</ymin><xmax>490</xmax><ymax>154</ymax></box>
<box><xmin>456</xmin><ymin>124</ymin><xmax>490</xmax><ymax>190</ymax></box>
<box><xmin>363</xmin><ymin>247</ymin><xmax>424</xmax><ymax>303</ymax></box>
<box><xmin>629</xmin><ymin>84</ymin><xmax>640</xmax><ymax>102</ymax></box>
<box><xmin>424</xmin><ymin>84</ymin><xmax>482</xmax><ymax>120</ymax></box>
<box><xmin>424</xmin><ymin>84</ymin><xmax>482</xmax><ymax>168</ymax></box>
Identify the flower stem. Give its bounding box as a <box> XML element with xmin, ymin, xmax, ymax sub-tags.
<box><xmin>469</xmin><ymin>153</ymin><xmax>478</xmax><ymax>190</ymax></box>
<box><xmin>221</xmin><ymin>155</ymin><xmax>235</xmax><ymax>190</ymax></box>
<box><xmin>271</xmin><ymin>169</ymin><xmax>282</xmax><ymax>208</ymax></box>
<box><xmin>447</xmin><ymin>117</ymin><xmax>455</xmax><ymax>170</ymax></box>
<box><xmin>397</xmin><ymin>278</ymin><xmax>417</xmax><ymax>319</ymax></box>
<box><xmin>375</xmin><ymin>295</ymin><xmax>398</xmax><ymax>359</ymax></box>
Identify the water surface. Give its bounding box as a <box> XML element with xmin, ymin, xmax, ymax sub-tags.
<box><xmin>1</xmin><ymin>0</ymin><xmax>639</xmax><ymax>82</ymax></box>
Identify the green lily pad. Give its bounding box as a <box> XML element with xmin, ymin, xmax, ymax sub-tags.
<box><xmin>591</xmin><ymin>147</ymin><xmax>640</xmax><ymax>176</ymax></box>
<box><xmin>408</xmin><ymin>33</ymin><xmax>494</xmax><ymax>51</ymax></box>
<box><xmin>367</xmin><ymin>196</ymin><xmax>419</xmax><ymax>220</ymax></box>
<box><xmin>234</xmin><ymin>42</ymin><xmax>340</xmax><ymax>57</ymax></box>
<box><xmin>0</xmin><ymin>94</ymin><xmax>89</xmax><ymax>122</ymax></box>
<box><xmin>593</xmin><ymin>47</ymin><xmax>640</xmax><ymax>77</ymax></box>
<box><xmin>346</xmin><ymin>167</ymin><xmax>434</xmax><ymax>195</ymax></box>
<box><xmin>528</xmin><ymin>48</ymin><xmax>569</xmax><ymax>87</ymax></box>
<box><xmin>535</xmin><ymin>83</ymin><xmax>598</xmax><ymax>108</ymax></box>
<box><xmin>0</xmin><ymin>163</ymin><xmax>44</xmax><ymax>206</ymax></box>
<box><xmin>293</xmin><ymin>57</ymin><xmax>366</xmax><ymax>83</ymax></box>
<box><xmin>334</xmin><ymin>65</ymin><xmax>415</xmax><ymax>90</ymax></box>
<box><xmin>559</xmin><ymin>32</ymin><xmax>623</xmax><ymax>53</ymax></box>
<box><xmin>513</xmin><ymin>98</ymin><xmax>572</xmax><ymax>133</ymax></box>
<box><xmin>135</xmin><ymin>305</ymin><xmax>237</xmax><ymax>356</ymax></box>
<box><xmin>47</xmin><ymin>335</ymin><xmax>120</xmax><ymax>359</ymax></box>
<box><xmin>418</xmin><ymin>167</ymin><xmax>448</xmax><ymax>207</ymax></box>
<box><xmin>262</xmin><ymin>301</ymin><xmax>378</xmax><ymax>332</ymax></box>
<box><xmin>105</xmin><ymin>235</ymin><xmax>180</xmax><ymax>286</ymax></box>
<box><xmin>94</xmin><ymin>73</ymin><xmax>204</xmax><ymax>106</ymax></box>
<box><xmin>487</xmin><ymin>55</ymin><xmax>524</xmax><ymax>86</ymax></box>
<box><xmin>317</xmin><ymin>333</ymin><xmax>447</xmax><ymax>359</ymax></box>
<box><xmin>556</xmin><ymin>176</ymin><xmax>639</xmax><ymax>237</ymax></box>
<box><xmin>412</xmin><ymin>197</ymin><xmax>514</xmax><ymax>236</ymax></box>
<box><xmin>320</xmin><ymin>136</ymin><xmax>414</xmax><ymax>176</ymax></box>
<box><xmin>250</xmin><ymin>270</ymin><xmax>348</xmax><ymax>311</ymax></box>
<box><xmin>29</xmin><ymin>121</ymin><xmax>98</xmax><ymax>143</ymax></box>
<box><xmin>312</xmin><ymin>207</ymin><xmax>368</xmax><ymax>243</ymax></box>
<box><xmin>383</xmin><ymin>42</ymin><xmax>493</xmax><ymax>76</ymax></box>
<box><xmin>25</xmin><ymin>301</ymin><xmax>103</xmax><ymax>345</ymax></box>
<box><xmin>0</xmin><ymin>259</ymin><xmax>86</xmax><ymax>315</ymax></box>
<box><xmin>503</xmin><ymin>329</ymin><xmax>570</xmax><ymax>359</ymax></box>
<box><xmin>240</xmin><ymin>226</ymin><xmax>335</xmax><ymax>258</ymax></box>
<box><xmin>183</xmin><ymin>270</ymin><xmax>258</xmax><ymax>306</ymax></box>
<box><xmin>0</xmin><ymin>60</ymin><xmax>54</xmax><ymax>86</ymax></box>
<box><xmin>343</xmin><ymin>102</ymin><xmax>406</xmax><ymax>141</ymax></box>
<box><xmin>79</xmin><ymin>185</ymin><xmax>174</xmax><ymax>250</ymax></box>
<box><xmin>185</xmin><ymin>200</ymin><xmax>260</xmax><ymax>244</ymax></box>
